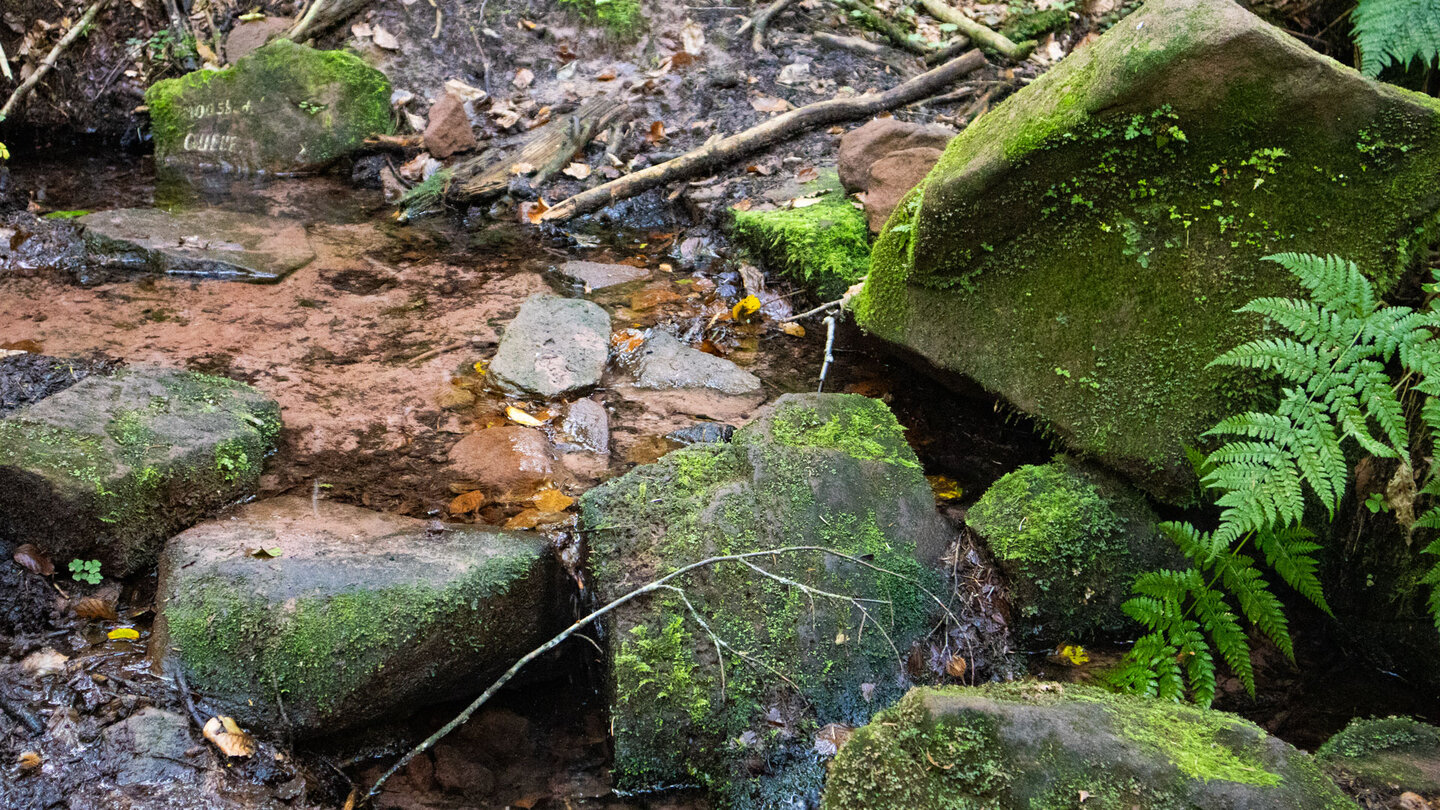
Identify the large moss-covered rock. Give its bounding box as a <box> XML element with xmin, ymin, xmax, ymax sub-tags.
<box><xmin>152</xmin><ymin>496</ymin><xmax>561</xmax><ymax>735</ymax></box>
<box><xmin>824</xmin><ymin>684</ymin><xmax>1357</xmax><ymax>809</ymax></box>
<box><xmin>1318</xmin><ymin>716</ymin><xmax>1440</xmax><ymax>800</ymax></box>
<box><xmin>967</xmin><ymin>456</ymin><xmax>1173</xmax><ymax>643</ymax></box>
<box><xmin>855</xmin><ymin>0</ymin><xmax>1440</xmax><ymax>502</ymax></box>
<box><xmin>145</xmin><ymin>40</ymin><xmax>391</xmax><ymax>174</ymax></box>
<box><xmin>0</xmin><ymin>366</ymin><xmax>280</xmax><ymax>576</ymax></box>
<box><xmin>580</xmin><ymin>393</ymin><xmax>951</xmax><ymax>806</ymax></box>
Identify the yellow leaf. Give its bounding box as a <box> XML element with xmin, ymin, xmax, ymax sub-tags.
<box><xmin>834</xmin><ymin>630</ymin><xmax>848</xmax><ymax>645</ymax></box>
<box><xmin>472</xmin><ymin>360</ymin><xmax>488</xmax><ymax>375</ymax></box>
<box><xmin>780</xmin><ymin>322</ymin><xmax>805</xmax><ymax>338</ymax></box>
<box><xmin>203</xmin><ymin>716</ymin><xmax>256</xmax><ymax>758</ymax></box>
<box><xmin>927</xmin><ymin>475</ymin><xmax>964</xmax><ymax>501</ymax></box>
<box><xmin>533</xmin><ymin>489</ymin><xmax>574</xmax><ymax>512</ymax></box>
<box><xmin>506</xmin><ymin>405</ymin><xmax>544</xmax><ymax>427</ymax></box>
<box><xmin>16</xmin><ymin>751</ymin><xmax>41</xmax><ymax>771</ymax></box>
<box><xmin>449</xmin><ymin>490</ymin><xmax>486</xmax><ymax>514</ymax></box>
<box><xmin>107</xmin><ymin>627</ymin><xmax>140</xmax><ymax>641</ymax></box>
<box><xmin>1057</xmin><ymin>643</ymin><xmax>1090</xmax><ymax>666</ymax></box>
<box><xmin>732</xmin><ymin>295</ymin><xmax>761</xmax><ymax>322</ymax></box>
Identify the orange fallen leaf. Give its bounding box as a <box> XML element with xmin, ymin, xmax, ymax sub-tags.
<box><xmin>945</xmin><ymin>654</ymin><xmax>968</xmax><ymax>679</ymax></box>
<box><xmin>646</xmin><ymin>120</ymin><xmax>668</xmax><ymax>144</ymax></box>
<box><xmin>203</xmin><ymin>716</ymin><xmax>256</xmax><ymax>758</ymax></box>
<box><xmin>533</xmin><ymin>489</ymin><xmax>574</xmax><ymax>512</ymax></box>
<box><xmin>780</xmin><ymin>322</ymin><xmax>805</xmax><ymax>338</ymax></box>
<box><xmin>520</xmin><ymin>198</ymin><xmax>549</xmax><ymax>225</ymax></box>
<box><xmin>795</xmin><ymin>166</ymin><xmax>819</xmax><ymax>183</ymax></box>
<box><xmin>597</xmin><ymin>69</ymin><xmax>616</xmax><ymax>81</ymax></box>
<box><xmin>16</xmin><ymin>751</ymin><xmax>41</xmax><ymax>771</ymax></box>
<box><xmin>449</xmin><ymin>490</ymin><xmax>486</xmax><ymax>514</ymax></box>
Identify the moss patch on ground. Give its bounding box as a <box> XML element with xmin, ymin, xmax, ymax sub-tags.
<box><xmin>558</xmin><ymin>0</ymin><xmax>644</xmax><ymax>37</ymax></box>
<box><xmin>580</xmin><ymin>393</ymin><xmax>947</xmax><ymax>807</ymax></box>
<box><xmin>854</xmin><ymin>0</ymin><xmax>1440</xmax><ymax>503</ymax></box>
<box><xmin>824</xmin><ymin>684</ymin><xmax>1355</xmax><ymax>810</ymax></box>
<box><xmin>732</xmin><ymin>172</ymin><xmax>871</xmax><ymax>300</ymax></box>
<box><xmin>1317</xmin><ymin>716</ymin><xmax>1440</xmax><ymax>796</ymax></box>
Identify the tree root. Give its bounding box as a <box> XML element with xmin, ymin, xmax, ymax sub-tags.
<box><xmin>540</xmin><ymin>49</ymin><xmax>986</xmax><ymax>222</ymax></box>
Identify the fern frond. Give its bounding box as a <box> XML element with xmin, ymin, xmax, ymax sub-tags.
<box><xmin>1264</xmin><ymin>253</ymin><xmax>1373</xmax><ymax>315</ymax></box>
<box><xmin>1189</xmin><ymin>581</ymin><xmax>1255</xmax><ymax>696</ymax></box>
<box><xmin>1256</xmin><ymin>525</ymin><xmax>1331</xmax><ymax>615</ymax></box>
<box><xmin>1215</xmin><ymin>551</ymin><xmax>1294</xmax><ymax>660</ymax></box>
<box><xmin>1353</xmin><ymin>0</ymin><xmax>1440</xmax><ymax>78</ymax></box>
<box><xmin>1209</xmin><ymin>337</ymin><xmax>1323</xmax><ymax>384</ymax></box>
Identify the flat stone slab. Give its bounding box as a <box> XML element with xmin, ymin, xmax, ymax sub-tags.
<box><xmin>153</xmin><ymin>496</ymin><xmax>562</xmax><ymax>735</ymax></box>
<box><xmin>632</xmin><ymin>331</ymin><xmax>761</xmax><ymax>395</ymax></box>
<box><xmin>79</xmin><ymin>207</ymin><xmax>315</xmax><ymax>282</ymax></box>
<box><xmin>145</xmin><ymin>40</ymin><xmax>391</xmax><ymax>175</ymax></box>
<box><xmin>0</xmin><ymin>365</ymin><xmax>280</xmax><ymax>575</ymax></box>
<box><xmin>489</xmin><ymin>294</ymin><xmax>611</xmax><ymax>399</ymax></box>
<box><xmin>557</xmin><ymin>260</ymin><xmax>650</xmax><ymax>290</ymax></box>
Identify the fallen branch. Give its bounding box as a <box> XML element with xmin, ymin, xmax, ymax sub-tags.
<box><xmin>364</xmin><ymin>133</ymin><xmax>426</xmax><ymax>150</ymax></box>
<box><xmin>813</xmin><ymin>31</ymin><xmax>920</xmax><ymax>75</ymax></box>
<box><xmin>917</xmin><ymin>0</ymin><xmax>1034</xmax><ymax>61</ymax></box>
<box><xmin>447</xmin><ymin>94</ymin><xmax>629</xmax><ymax>201</ymax></box>
<box><xmin>0</xmin><ymin>0</ymin><xmax>110</xmax><ymax>120</ymax></box>
<box><xmin>833</xmin><ymin>0</ymin><xmax>933</xmax><ymax>56</ymax></box>
<box><xmin>364</xmin><ymin>544</ymin><xmax>961</xmax><ymax>801</ymax></box>
<box><xmin>0</xmin><ymin>38</ymin><xmax>12</xmax><ymax>82</ymax></box>
<box><xmin>541</xmin><ymin>49</ymin><xmax>985</xmax><ymax>222</ymax></box>
<box><xmin>286</xmin><ymin>0</ymin><xmax>370</xmax><ymax>42</ymax></box>
<box><xmin>738</xmin><ymin>0</ymin><xmax>799</xmax><ymax>52</ymax></box>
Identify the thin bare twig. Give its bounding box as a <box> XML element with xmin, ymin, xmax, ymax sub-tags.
<box><xmin>738</xmin><ymin>0</ymin><xmax>798</xmax><ymax>52</ymax></box>
<box><xmin>1</xmin><ymin>0</ymin><xmax>110</xmax><ymax>120</ymax></box>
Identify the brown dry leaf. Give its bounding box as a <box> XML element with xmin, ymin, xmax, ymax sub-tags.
<box><xmin>827</xmin><ymin>125</ymin><xmax>844</xmax><ymax>135</ymax></box>
<box><xmin>733</xmin><ymin>198</ymin><xmax>753</xmax><ymax>212</ymax></box>
<box><xmin>562</xmin><ymin>162</ymin><xmax>592</xmax><ymax>180</ymax></box>
<box><xmin>795</xmin><ymin>166</ymin><xmax>820</xmax><ymax>183</ymax></box>
<box><xmin>12</xmin><ymin>543</ymin><xmax>53</xmax><ymax>576</ymax></box>
<box><xmin>945</xmin><ymin>654</ymin><xmax>968</xmax><ymax>679</ymax></box>
<box><xmin>372</xmin><ymin>25</ymin><xmax>400</xmax><ymax>50</ymax></box>
<box><xmin>646</xmin><ymin>121</ymin><xmax>667</xmax><ymax>144</ymax></box>
<box><xmin>519</xmin><ymin>198</ymin><xmax>550</xmax><ymax>225</ymax></box>
<box><xmin>780</xmin><ymin>322</ymin><xmax>805</xmax><ymax>338</ymax></box>
<box><xmin>72</xmin><ymin>596</ymin><xmax>118</xmax><ymax>621</ymax></box>
<box><xmin>510</xmin><ymin>161</ymin><xmax>536</xmax><ymax>176</ymax></box>
<box><xmin>195</xmin><ymin>39</ymin><xmax>219</xmax><ymax>66</ymax></box>
<box><xmin>0</xmin><ymin>339</ymin><xmax>43</xmax><ymax>352</ymax></box>
<box><xmin>611</xmin><ymin>328</ymin><xmax>646</xmax><ymax>355</ymax></box>
<box><xmin>449</xmin><ymin>490</ymin><xmax>486</xmax><ymax>514</ymax></box>
<box><xmin>745</xmin><ymin>163</ymin><xmax>773</xmax><ymax>176</ymax></box>
<box><xmin>813</xmin><ymin>723</ymin><xmax>853</xmax><ymax>757</ymax></box>
<box><xmin>533</xmin><ymin>489</ymin><xmax>574</xmax><ymax>512</ymax></box>
<box><xmin>749</xmin><ymin>95</ymin><xmax>792</xmax><ymax>114</ymax></box>
<box><xmin>204</xmin><ymin>717</ymin><xmax>256</xmax><ymax>758</ymax></box>
<box><xmin>509</xmin><ymin>794</ymin><xmax>547</xmax><ymax>810</ymax></box>
<box><xmin>512</xmin><ymin>68</ymin><xmax>535</xmax><ymax>89</ymax></box>
<box><xmin>597</xmin><ymin>69</ymin><xmax>617</xmax><ymax>81</ymax></box>
<box><xmin>350</xmin><ymin>22</ymin><xmax>373</xmax><ymax>37</ymax></box>
<box><xmin>16</xmin><ymin>751</ymin><xmax>41</xmax><ymax>771</ymax></box>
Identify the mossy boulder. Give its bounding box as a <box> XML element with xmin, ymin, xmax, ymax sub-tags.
<box><xmin>967</xmin><ymin>456</ymin><xmax>1174</xmax><ymax>643</ymax></box>
<box><xmin>732</xmin><ymin>172</ymin><xmax>871</xmax><ymax>300</ymax></box>
<box><xmin>145</xmin><ymin>40</ymin><xmax>391</xmax><ymax>174</ymax></box>
<box><xmin>1318</xmin><ymin>716</ymin><xmax>1440</xmax><ymax>800</ymax></box>
<box><xmin>152</xmin><ymin>496</ymin><xmax>562</xmax><ymax>735</ymax></box>
<box><xmin>824</xmin><ymin>683</ymin><xmax>1358</xmax><ymax>810</ymax></box>
<box><xmin>580</xmin><ymin>393</ymin><xmax>951</xmax><ymax>807</ymax></box>
<box><xmin>854</xmin><ymin>0</ymin><xmax>1440</xmax><ymax>502</ymax></box>
<box><xmin>0</xmin><ymin>366</ymin><xmax>280</xmax><ymax>577</ymax></box>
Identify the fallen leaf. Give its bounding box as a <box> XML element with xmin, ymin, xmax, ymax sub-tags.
<box><xmin>510</xmin><ymin>161</ymin><xmax>536</xmax><ymax>176</ymax></box>
<box><xmin>732</xmin><ymin>295</ymin><xmax>762</xmax><ymax>322</ymax></box>
<box><xmin>611</xmin><ymin>328</ymin><xmax>646</xmax><ymax>355</ymax></box>
<box><xmin>596</xmin><ymin>69</ymin><xmax>617</xmax><ymax>81</ymax></box>
<box><xmin>813</xmin><ymin>723</ymin><xmax>853</xmax><ymax>757</ymax></box>
<box><xmin>1078</xmin><ymin>790</ymin><xmax>1092</xmax><ymax>803</ymax></box>
<box><xmin>503</xmin><ymin>509</ymin><xmax>568</xmax><ymax>530</ymax></box>
<box><xmin>681</xmin><ymin>19</ymin><xmax>705</xmax><ymax>54</ymax></box>
<box><xmin>72</xmin><ymin>596</ymin><xmax>118</xmax><ymax>621</ymax></box>
<box><xmin>512</xmin><ymin>68</ymin><xmax>535</xmax><ymax>89</ymax></box>
<box><xmin>519</xmin><ymin>198</ymin><xmax>549</xmax><ymax>225</ymax></box>
<box><xmin>372</xmin><ymin>25</ymin><xmax>400</xmax><ymax>50</ymax></box>
<box><xmin>16</xmin><ymin>751</ymin><xmax>41</xmax><ymax>771</ymax></box>
<box><xmin>745</xmin><ymin>163</ymin><xmax>774</xmax><ymax>176</ymax></box>
<box><xmin>22</xmin><ymin>649</ymin><xmax>68</xmax><ymax>678</ymax></box>
<box><xmin>777</xmin><ymin>62</ymin><xmax>810</xmax><ymax>86</ymax></box>
<box><xmin>249</xmin><ymin>547</ymin><xmax>284</xmax><ymax>559</ymax></box>
<box><xmin>860</xmin><ymin>682</ymin><xmax>875</xmax><ymax>702</ymax></box>
<box><xmin>0</xmin><ymin>339</ymin><xmax>42</xmax><ymax>352</ymax></box>
<box><xmin>790</xmin><ymin>196</ymin><xmax>822</xmax><ymax>209</ymax></box>
<box><xmin>13</xmin><ymin>543</ymin><xmax>53</xmax><ymax>576</ymax></box>
<box><xmin>834</xmin><ymin>630</ymin><xmax>848</xmax><ymax>644</ymax></box>
<box><xmin>945</xmin><ymin>654</ymin><xmax>968</xmax><ymax>679</ymax></box>
<box><xmin>780</xmin><ymin>322</ymin><xmax>805</xmax><ymax>338</ymax></box>
<box><xmin>107</xmin><ymin>627</ymin><xmax>140</xmax><ymax>641</ymax></box>
<box><xmin>733</xmin><ymin>198</ymin><xmax>753</xmax><ymax>211</ymax></box>
<box><xmin>506</xmin><ymin>405</ymin><xmax>544</xmax><ymax>427</ymax></box>
<box><xmin>646</xmin><ymin>120</ymin><xmax>667</xmax><ymax>144</ymax></box>
<box><xmin>927</xmin><ymin>475</ymin><xmax>964</xmax><ymax>501</ymax></box>
<box><xmin>195</xmin><ymin>39</ymin><xmax>219</xmax><ymax>66</ymax></box>
<box><xmin>444</xmin><ymin>78</ymin><xmax>486</xmax><ymax>101</ymax></box>
<box><xmin>562</xmin><ymin>162</ymin><xmax>592</xmax><ymax>180</ymax></box>
<box><xmin>449</xmin><ymin>490</ymin><xmax>486</xmax><ymax>514</ymax></box>
<box><xmin>1055</xmin><ymin>643</ymin><xmax>1090</xmax><ymax>666</ymax></box>
<box><xmin>749</xmin><ymin>95</ymin><xmax>792</xmax><ymax>114</ymax></box>
<box><xmin>350</xmin><ymin>22</ymin><xmax>373</xmax><ymax>37</ymax></box>
<box><xmin>509</xmin><ymin>794</ymin><xmax>547</xmax><ymax>810</ymax></box>
<box><xmin>795</xmin><ymin>166</ymin><xmax>820</xmax><ymax>183</ymax></box>
<box><xmin>533</xmin><ymin>489</ymin><xmax>574</xmax><ymax>512</ymax></box>
<box><xmin>204</xmin><ymin>716</ymin><xmax>256</xmax><ymax>758</ymax></box>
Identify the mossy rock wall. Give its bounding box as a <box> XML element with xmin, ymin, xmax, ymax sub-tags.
<box><xmin>824</xmin><ymin>683</ymin><xmax>1358</xmax><ymax>810</ymax></box>
<box><xmin>732</xmin><ymin>172</ymin><xmax>871</xmax><ymax>300</ymax></box>
<box><xmin>0</xmin><ymin>365</ymin><xmax>280</xmax><ymax>576</ymax></box>
<box><xmin>145</xmin><ymin>40</ymin><xmax>391</xmax><ymax>174</ymax></box>
<box><xmin>152</xmin><ymin>496</ymin><xmax>562</xmax><ymax>735</ymax></box>
<box><xmin>967</xmin><ymin>456</ymin><xmax>1175</xmax><ymax>643</ymax></box>
<box><xmin>1318</xmin><ymin>716</ymin><xmax>1440</xmax><ymax>800</ymax></box>
<box><xmin>854</xmin><ymin>0</ymin><xmax>1440</xmax><ymax>502</ymax></box>
<box><xmin>579</xmin><ymin>393</ymin><xmax>951</xmax><ymax>807</ymax></box>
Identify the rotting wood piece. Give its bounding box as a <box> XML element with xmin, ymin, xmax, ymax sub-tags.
<box><xmin>446</xmin><ymin>95</ymin><xmax>630</xmax><ymax>202</ymax></box>
<box><xmin>286</xmin><ymin>0</ymin><xmax>371</xmax><ymax>43</ymax></box>
<box><xmin>540</xmin><ymin>49</ymin><xmax>987</xmax><ymax>223</ymax></box>
<box><xmin>918</xmin><ymin>0</ymin><xmax>1034</xmax><ymax>61</ymax></box>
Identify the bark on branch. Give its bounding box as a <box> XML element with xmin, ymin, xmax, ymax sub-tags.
<box><xmin>918</xmin><ymin>0</ymin><xmax>1034</xmax><ymax>61</ymax></box>
<box><xmin>540</xmin><ymin>48</ymin><xmax>986</xmax><ymax>223</ymax></box>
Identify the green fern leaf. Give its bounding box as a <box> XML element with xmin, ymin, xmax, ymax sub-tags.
<box><xmin>1256</xmin><ymin>525</ymin><xmax>1331</xmax><ymax>615</ymax></box>
<box><xmin>1353</xmin><ymin>0</ymin><xmax>1440</xmax><ymax>78</ymax></box>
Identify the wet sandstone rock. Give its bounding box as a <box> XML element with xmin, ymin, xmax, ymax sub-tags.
<box><xmin>78</xmin><ymin>206</ymin><xmax>316</xmax><ymax>282</ymax></box>
<box><xmin>488</xmin><ymin>294</ymin><xmax>612</xmax><ymax>399</ymax></box>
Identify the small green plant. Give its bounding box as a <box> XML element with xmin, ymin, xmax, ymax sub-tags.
<box><xmin>70</xmin><ymin>559</ymin><xmax>102</xmax><ymax>585</ymax></box>
<box><xmin>1113</xmin><ymin>253</ymin><xmax>1440</xmax><ymax>705</ymax></box>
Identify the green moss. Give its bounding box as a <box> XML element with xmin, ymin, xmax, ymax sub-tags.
<box><xmin>854</xmin><ymin>0</ymin><xmax>1440</xmax><ymax>503</ymax></box>
<box><xmin>732</xmin><ymin>174</ymin><xmax>871</xmax><ymax>300</ymax></box>
<box><xmin>1098</xmin><ymin>693</ymin><xmax>1281</xmax><ymax>785</ymax></box>
<box><xmin>1319</xmin><ymin>716</ymin><xmax>1440</xmax><ymax>760</ymax></box>
<box><xmin>559</xmin><ymin>0</ymin><xmax>644</xmax><ymax>37</ymax></box>
<box><xmin>765</xmin><ymin>395</ymin><xmax>919</xmax><ymax>469</ymax></box>
<box><xmin>1000</xmin><ymin>8</ymin><xmax>1070</xmax><ymax>42</ymax></box>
